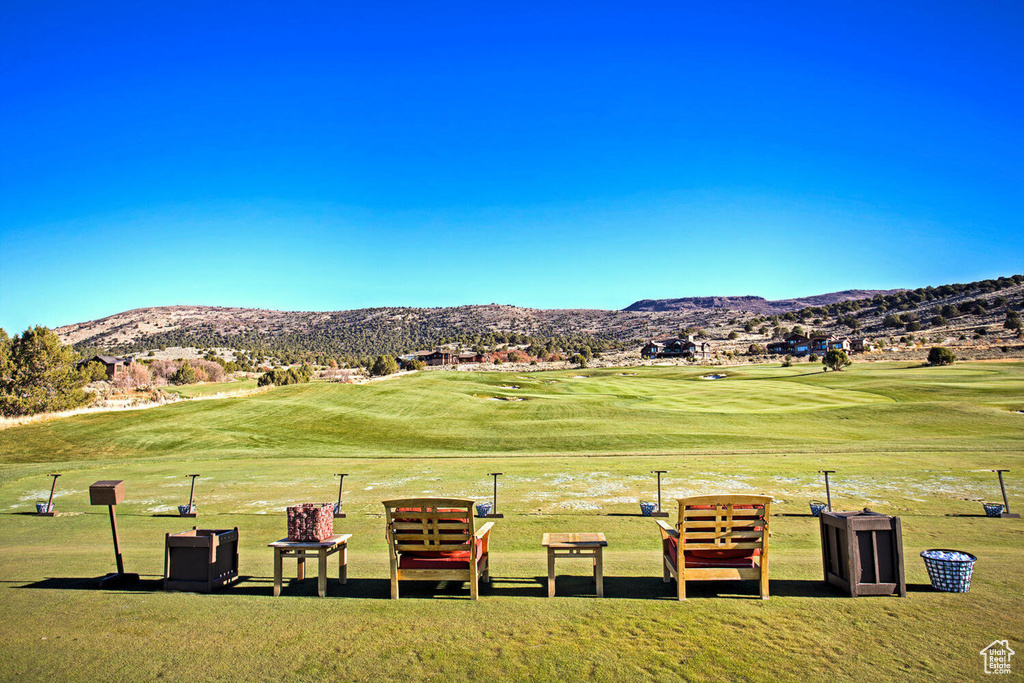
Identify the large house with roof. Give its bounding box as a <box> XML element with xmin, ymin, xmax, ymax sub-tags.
<box><xmin>641</xmin><ymin>336</ymin><xmax>711</xmax><ymax>360</ymax></box>
<box><xmin>767</xmin><ymin>334</ymin><xmax>854</xmax><ymax>356</ymax></box>
<box><xmin>78</xmin><ymin>355</ymin><xmax>134</xmax><ymax>380</ymax></box>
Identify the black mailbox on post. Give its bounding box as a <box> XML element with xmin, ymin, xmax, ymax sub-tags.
<box><xmin>820</xmin><ymin>509</ymin><xmax>906</xmax><ymax>597</ymax></box>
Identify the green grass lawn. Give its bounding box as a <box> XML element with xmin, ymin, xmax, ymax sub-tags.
<box><xmin>1</xmin><ymin>362</ymin><xmax>1022</xmax><ymax>682</ymax></box>
<box><xmin>159</xmin><ymin>378</ymin><xmax>258</xmax><ymax>398</ymax></box>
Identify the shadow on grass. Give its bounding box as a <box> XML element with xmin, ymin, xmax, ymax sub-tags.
<box><xmin>945</xmin><ymin>513</ymin><xmax>990</xmax><ymax>518</ymax></box>
<box><xmin>17</xmin><ymin>575</ymin><xmax>939</xmax><ymax>599</ymax></box>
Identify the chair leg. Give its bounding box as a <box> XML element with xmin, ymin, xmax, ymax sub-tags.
<box><xmin>662</xmin><ymin>554</ymin><xmax>671</xmax><ymax>583</ymax></box>
<box><xmin>390</xmin><ymin>572</ymin><xmax>399</xmax><ymax>600</ymax></box>
<box><xmin>760</xmin><ymin>567</ymin><xmax>769</xmax><ymax>600</ymax></box>
<box><xmin>470</xmin><ymin>565</ymin><xmax>480</xmax><ymax>601</ymax></box>
<box><xmin>677</xmin><ymin>562</ymin><xmax>686</xmax><ymax>601</ymax></box>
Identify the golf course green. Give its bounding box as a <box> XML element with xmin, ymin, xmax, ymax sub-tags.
<box><xmin>1</xmin><ymin>362</ymin><xmax>1022</xmax><ymax>682</ymax></box>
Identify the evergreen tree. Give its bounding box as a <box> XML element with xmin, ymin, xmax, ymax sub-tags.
<box><xmin>822</xmin><ymin>349</ymin><xmax>852</xmax><ymax>372</ymax></box>
<box><xmin>170</xmin><ymin>360</ymin><xmax>198</xmax><ymax>385</ymax></box>
<box><xmin>0</xmin><ymin>326</ymin><xmax>89</xmax><ymax>416</ymax></box>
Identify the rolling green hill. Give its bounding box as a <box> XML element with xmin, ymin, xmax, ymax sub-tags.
<box><xmin>3</xmin><ymin>362</ymin><xmax>1023</xmax><ymax>465</ymax></box>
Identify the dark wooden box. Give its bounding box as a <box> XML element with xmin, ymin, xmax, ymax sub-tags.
<box><xmin>164</xmin><ymin>527</ymin><xmax>240</xmax><ymax>593</ymax></box>
<box><xmin>89</xmin><ymin>480</ymin><xmax>125</xmax><ymax>506</ymax></box>
<box><xmin>820</xmin><ymin>510</ymin><xmax>906</xmax><ymax>597</ymax></box>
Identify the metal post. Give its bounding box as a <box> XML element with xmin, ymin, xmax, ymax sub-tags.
<box><xmin>819</xmin><ymin>470</ymin><xmax>835</xmax><ymax>511</ymax></box>
<box><xmin>108</xmin><ymin>505</ymin><xmax>125</xmax><ymax>575</ymax></box>
<box><xmin>651</xmin><ymin>470</ymin><xmax>669</xmax><ymax>517</ymax></box>
<box><xmin>187</xmin><ymin>474</ymin><xmax>199</xmax><ymax>509</ymax></box>
<box><xmin>993</xmin><ymin>469</ymin><xmax>1020</xmax><ymax>518</ymax></box>
<box><xmin>334</xmin><ymin>473</ymin><xmax>348</xmax><ymax>518</ymax></box>
<box><xmin>42</xmin><ymin>473</ymin><xmax>60</xmax><ymax>515</ymax></box>
<box><xmin>485</xmin><ymin>473</ymin><xmax>504</xmax><ymax>518</ymax></box>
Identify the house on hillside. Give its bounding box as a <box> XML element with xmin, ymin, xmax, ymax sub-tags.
<box><xmin>78</xmin><ymin>355</ymin><xmax>134</xmax><ymax>380</ymax></box>
<box><xmin>766</xmin><ymin>340</ymin><xmax>790</xmax><ymax>355</ymax></box>
<box><xmin>457</xmin><ymin>352</ymin><xmax>485</xmax><ymax>364</ymax></box>
<box><xmin>850</xmin><ymin>338</ymin><xmax>875</xmax><ymax>353</ymax></box>
<box><xmin>424</xmin><ymin>350</ymin><xmax>455</xmax><ymax>366</ymax></box>
<box><xmin>785</xmin><ymin>334</ymin><xmax>812</xmax><ymax>356</ymax></box>
<box><xmin>641</xmin><ymin>336</ymin><xmax>711</xmax><ymax>360</ymax></box>
<box><xmin>812</xmin><ymin>335</ymin><xmax>851</xmax><ymax>354</ymax></box>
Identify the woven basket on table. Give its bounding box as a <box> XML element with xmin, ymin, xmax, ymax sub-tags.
<box><xmin>286</xmin><ymin>503</ymin><xmax>335</xmax><ymax>541</ymax></box>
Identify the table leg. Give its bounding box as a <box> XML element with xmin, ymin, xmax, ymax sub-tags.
<box><xmin>595</xmin><ymin>547</ymin><xmax>604</xmax><ymax>598</ymax></box>
<box><xmin>297</xmin><ymin>555</ymin><xmax>305</xmax><ymax>582</ymax></box>
<box><xmin>273</xmin><ymin>548</ymin><xmax>282</xmax><ymax>597</ymax></box>
<box><xmin>339</xmin><ymin>544</ymin><xmax>348</xmax><ymax>584</ymax></box>
<box><xmin>318</xmin><ymin>548</ymin><xmax>327</xmax><ymax>598</ymax></box>
<box><xmin>547</xmin><ymin>548</ymin><xmax>556</xmax><ymax>598</ymax></box>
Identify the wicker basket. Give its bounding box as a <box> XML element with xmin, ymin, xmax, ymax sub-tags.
<box><xmin>286</xmin><ymin>503</ymin><xmax>335</xmax><ymax>542</ymax></box>
<box><xmin>921</xmin><ymin>549</ymin><xmax>976</xmax><ymax>593</ymax></box>
<box><xmin>475</xmin><ymin>502</ymin><xmax>492</xmax><ymax>517</ymax></box>
<box><xmin>982</xmin><ymin>503</ymin><xmax>1005</xmax><ymax>518</ymax></box>
<box><xmin>809</xmin><ymin>500</ymin><xmax>828</xmax><ymax>517</ymax></box>
<box><xmin>639</xmin><ymin>501</ymin><xmax>657</xmax><ymax>517</ymax></box>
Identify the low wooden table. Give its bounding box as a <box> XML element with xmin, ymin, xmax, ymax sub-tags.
<box><xmin>268</xmin><ymin>534</ymin><xmax>351</xmax><ymax>597</ymax></box>
<box><xmin>542</xmin><ymin>532</ymin><xmax>607</xmax><ymax>597</ymax></box>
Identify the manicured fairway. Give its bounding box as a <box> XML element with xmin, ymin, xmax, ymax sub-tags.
<box><xmin>158</xmin><ymin>378</ymin><xmax>259</xmax><ymax>398</ymax></box>
<box><xmin>0</xmin><ymin>362</ymin><xmax>1022</xmax><ymax>682</ymax></box>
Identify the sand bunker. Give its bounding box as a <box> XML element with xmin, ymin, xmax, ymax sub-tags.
<box><xmin>700</xmin><ymin>374</ymin><xmax>727</xmax><ymax>380</ymax></box>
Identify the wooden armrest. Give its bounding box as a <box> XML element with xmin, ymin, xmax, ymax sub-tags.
<box><xmin>474</xmin><ymin>522</ymin><xmax>495</xmax><ymax>539</ymax></box>
<box><xmin>655</xmin><ymin>520</ymin><xmax>678</xmax><ymax>538</ymax></box>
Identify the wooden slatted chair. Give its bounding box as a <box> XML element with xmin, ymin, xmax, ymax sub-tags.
<box><xmin>656</xmin><ymin>494</ymin><xmax>771</xmax><ymax>600</ymax></box>
<box><xmin>383</xmin><ymin>498</ymin><xmax>494</xmax><ymax>600</ymax></box>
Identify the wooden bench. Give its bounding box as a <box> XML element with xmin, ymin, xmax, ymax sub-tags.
<box><xmin>383</xmin><ymin>498</ymin><xmax>494</xmax><ymax>600</ymax></box>
<box><xmin>656</xmin><ymin>495</ymin><xmax>771</xmax><ymax>600</ymax></box>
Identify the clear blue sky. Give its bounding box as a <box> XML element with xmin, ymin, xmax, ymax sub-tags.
<box><xmin>1</xmin><ymin>1</ymin><xmax>1022</xmax><ymax>332</ymax></box>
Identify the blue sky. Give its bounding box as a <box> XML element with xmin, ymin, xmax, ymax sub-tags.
<box><xmin>1</xmin><ymin>1</ymin><xmax>1022</xmax><ymax>332</ymax></box>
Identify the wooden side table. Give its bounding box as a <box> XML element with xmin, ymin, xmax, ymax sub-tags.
<box><xmin>542</xmin><ymin>532</ymin><xmax>607</xmax><ymax>597</ymax></box>
<box><xmin>268</xmin><ymin>534</ymin><xmax>351</xmax><ymax>597</ymax></box>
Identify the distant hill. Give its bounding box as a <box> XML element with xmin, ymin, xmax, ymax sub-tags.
<box><xmin>623</xmin><ymin>290</ymin><xmax>899</xmax><ymax>314</ymax></box>
<box><xmin>52</xmin><ymin>276</ymin><xmax>1023</xmax><ymax>362</ymax></box>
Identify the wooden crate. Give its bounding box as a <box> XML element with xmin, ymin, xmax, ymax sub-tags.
<box><xmin>164</xmin><ymin>527</ymin><xmax>240</xmax><ymax>593</ymax></box>
<box><xmin>819</xmin><ymin>510</ymin><xmax>906</xmax><ymax>597</ymax></box>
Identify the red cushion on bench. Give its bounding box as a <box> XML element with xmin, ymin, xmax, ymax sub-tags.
<box><xmin>399</xmin><ymin>537</ymin><xmax>485</xmax><ymax>570</ymax></box>
<box><xmin>666</xmin><ymin>537</ymin><xmax>759</xmax><ymax>567</ymax></box>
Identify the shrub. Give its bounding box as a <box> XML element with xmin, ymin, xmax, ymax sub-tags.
<box><xmin>112</xmin><ymin>363</ymin><xmax>152</xmax><ymax>392</ymax></box>
<box><xmin>928</xmin><ymin>346</ymin><xmax>956</xmax><ymax>366</ymax></box>
<box><xmin>570</xmin><ymin>353</ymin><xmax>586</xmax><ymax>368</ymax></box>
<box><xmin>781</xmin><ymin>355</ymin><xmax>793</xmax><ymax>368</ymax></box>
<box><xmin>905</xmin><ymin>321</ymin><xmax>922</xmax><ymax>332</ymax></box>
<box><xmin>822</xmin><ymin>349</ymin><xmax>852</xmax><ymax>372</ymax></box>
<box><xmin>79</xmin><ymin>361</ymin><xmax>108</xmax><ymax>383</ymax></box>
<box><xmin>808</xmin><ymin>353</ymin><xmax>819</xmax><ymax>363</ymax></box>
<box><xmin>170</xmin><ymin>361</ymin><xmax>198</xmax><ymax>385</ymax></box>
<box><xmin>370</xmin><ymin>355</ymin><xmax>398</xmax><ymax>377</ymax></box>
<box><xmin>727</xmin><ymin>331</ymin><xmax>739</xmax><ymax>340</ymax></box>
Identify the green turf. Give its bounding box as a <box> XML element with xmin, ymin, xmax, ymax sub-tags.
<box><xmin>0</xmin><ymin>362</ymin><xmax>1022</xmax><ymax>682</ymax></box>
<box><xmin>158</xmin><ymin>378</ymin><xmax>258</xmax><ymax>398</ymax></box>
